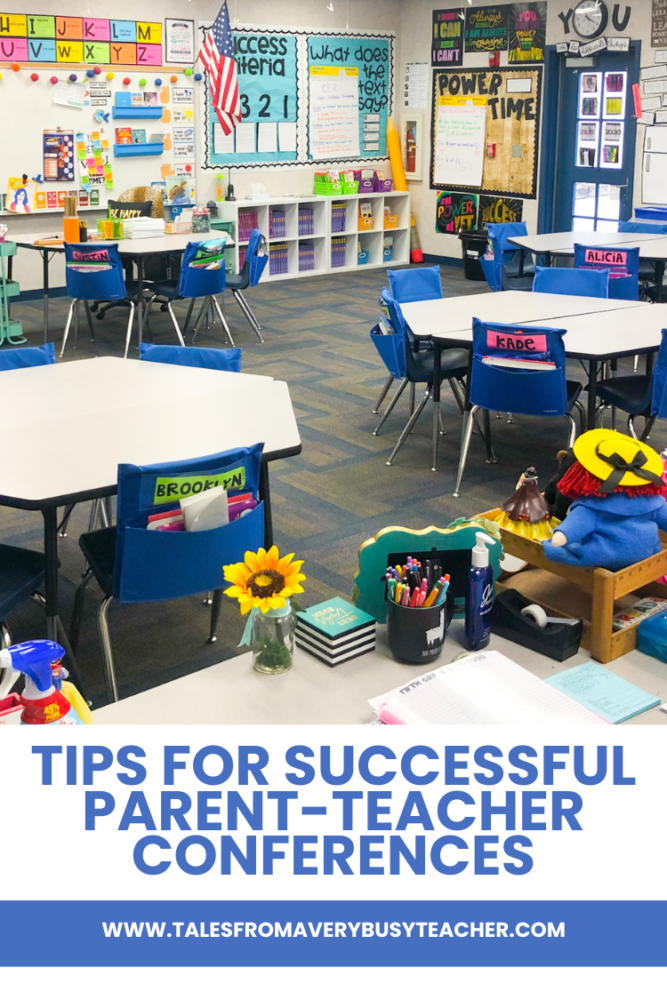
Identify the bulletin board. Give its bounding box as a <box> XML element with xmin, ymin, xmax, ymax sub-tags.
<box><xmin>0</xmin><ymin>69</ymin><xmax>195</xmax><ymax>215</ymax></box>
<box><xmin>430</xmin><ymin>67</ymin><xmax>542</xmax><ymax>198</ymax></box>
<box><xmin>200</xmin><ymin>23</ymin><xmax>395</xmax><ymax>169</ymax></box>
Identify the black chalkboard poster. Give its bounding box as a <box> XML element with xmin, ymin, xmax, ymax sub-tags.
<box><xmin>432</xmin><ymin>9</ymin><xmax>464</xmax><ymax>67</ymax></box>
<box><xmin>653</xmin><ymin>0</ymin><xmax>667</xmax><ymax>47</ymax></box>
<box><xmin>435</xmin><ymin>191</ymin><xmax>478</xmax><ymax>233</ymax></box>
<box><xmin>508</xmin><ymin>2</ymin><xmax>547</xmax><ymax>63</ymax></box>
<box><xmin>464</xmin><ymin>5</ymin><xmax>509</xmax><ymax>52</ymax></box>
<box><xmin>478</xmin><ymin>194</ymin><xmax>523</xmax><ymax>227</ymax></box>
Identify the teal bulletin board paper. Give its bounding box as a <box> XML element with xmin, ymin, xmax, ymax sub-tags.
<box><xmin>307</xmin><ymin>35</ymin><xmax>390</xmax><ymax>159</ymax></box>
<box><xmin>206</xmin><ymin>31</ymin><xmax>298</xmax><ymax>167</ymax></box>
<box><xmin>545</xmin><ymin>661</ymin><xmax>660</xmax><ymax>724</ymax></box>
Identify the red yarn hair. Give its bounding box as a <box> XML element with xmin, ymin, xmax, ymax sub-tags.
<box><xmin>557</xmin><ymin>458</ymin><xmax>665</xmax><ymax>499</ymax></box>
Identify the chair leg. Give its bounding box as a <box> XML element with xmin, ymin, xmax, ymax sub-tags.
<box><xmin>70</xmin><ymin>567</ymin><xmax>93</xmax><ymax>655</ymax></box>
<box><xmin>59</xmin><ymin>299</ymin><xmax>77</xmax><ymax>358</ymax></box>
<box><xmin>211</xmin><ymin>295</ymin><xmax>235</xmax><ymax>347</ymax></box>
<box><xmin>0</xmin><ymin>622</ymin><xmax>11</xmax><ymax>649</ymax></box>
<box><xmin>98</xmin><ymin>595</ymin><xmax>119</xmax><ymax>703</ymax></box>
<box><xmin>166</xmin><ymin>302</ymin><xmax>186</xmax><ymax>347</ymax></box>
<box><xmin>641</xmin><ymin>415</ymin><xmax>657</xmax><ymax>442</ymax></box>
<box><xmin>386</xmin><ymin>388</ymin><xmax>431</xmax><ymax>467</ymax></box>
<box><xmin>235</xmin><ymin>289</ymin><xmax>263</xmax><ymax>342</ymax></box>
<box><xmin>207</xmin><ymin>588</ymin><xmax>223</xmax><ymax>644</ymax></box>
<box><xmin>449</xmin><ymin>378</ymin><xmax>465</xmax><ymax>415</ymax></box>
<box><xmin>565</xmin><ymin>413</ymin><xmax>577</xmax><ymax>449</ymax></box>
<box><xmin>627</xmin><ymin>415</ymin><xmax>638</xmax><ymax>440</ymax></box>
<box><xmin>453</xmin><ymin>405</ymin><xmax>478</xmax><ymax>498</ymax></box>
<box><xmin>373</xmin><ymin>376</ymin><xmax>394</xmax><ymax>414</ymax></box>
<box><xmin>373</xmin><ymin>378</ymin><xmax>408</xmax><ymax>436</ymax></box>
<box><xmin>409</xmin><ymin>383</ymin><xmax>416</xmax><ymax>415</ymax></box>
<box><xmin>123</xmin><ymin>302</ymin><xmax>135</xmax><ymax>359</ymax></box>
<box><xmin>574</xmin><ymin>399</ymin><xmax>587</xmax><ymax>435</ymax></box>
<box><xmin>633</xmin><ymin>354</ymin><xmax>639</xmax><ymax>373</ymax></box>
<box><xmin>191</xmin><ymin>298</ymin><xmax>209</xmax><ymax>343</ymax></box>
<box><xmin>58</xmin><ymin>504</ymin><xmax>76</xmax><ymax>537</ymax></box>
<box><xmin>84</xmin><ymin>300</ymin><xmax>95</xmax><ymax>342</ymax></box>
<box><xmin>73</xmin><ymin>299</ymin><xmax>80</xmax><ymax>349</ymax></box>
<box><xmin>183</xmin><ymin>298</ymin><xmax>196</xmax><ymax>334</ymax></box>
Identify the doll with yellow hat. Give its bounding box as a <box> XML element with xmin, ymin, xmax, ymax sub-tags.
<box><xmin>543</xmin><ymin>428</ymin><xmax>667</xmax><ymax>572</ymax></box>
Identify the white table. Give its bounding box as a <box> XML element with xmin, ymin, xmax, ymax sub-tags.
<box><xmin>0</xmin><ymin>357</ymin><xmax>301</xmax><ymax>659</ymax></box>
<box><xmin>10</xmin><ymin>232</ymin><xmax>236</xmax><ymax>344</ymax></box>
<box><xmin>93</xmin><ymin>619</ymin><xmax>667</xmax><ymax>725</ymax></box>
<box><xmin>401</xmin><ymin>290</ymin><xmax>648</xmax><ymax>340</ymax></box>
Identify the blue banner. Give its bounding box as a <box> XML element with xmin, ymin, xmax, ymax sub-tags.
<box><xmin>0</xmin><ymin>901</ymin><xmax>665</xmax><ymax>966</ymax></box>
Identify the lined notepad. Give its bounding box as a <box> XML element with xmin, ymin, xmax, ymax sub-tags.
<box><xmin>545</xmin><ymin>662</ymin><xmax>660</xmax><ymax>724</ymax></box>
<box><xmin>370</xmin><ymin>651</ymin><xmax>607</xmax><ymax>725</ymax></box>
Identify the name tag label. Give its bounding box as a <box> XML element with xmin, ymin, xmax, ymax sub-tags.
<box><xmin>153</xmin><ymin>467</ymin><xmax>247</xmax><ymax>505</ymax></box>
<box><xmin>486</xmin><ymin>330</ymin><xmax>547</xmax><ymax>352</ymax></box>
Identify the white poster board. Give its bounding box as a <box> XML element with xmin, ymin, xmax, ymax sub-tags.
<box><xmin>309</xmin><ymin>66</ymin><xmax>360</xmax><ymax>160</ymax></box>
<box><xmin>433</xmin><ymin>95</ymin><xmax>487</xmax><ymax>189</ymax></box>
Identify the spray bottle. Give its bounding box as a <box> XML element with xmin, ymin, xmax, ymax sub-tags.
<box><xmin>464</xmin><ymin>533</ymin><xmax>498</xmax><ymax>651</ymax></box>
<box><xmin>0</xmin><ymin>640</ymin><xmax>91</xmax><ymax>725</ymax></box>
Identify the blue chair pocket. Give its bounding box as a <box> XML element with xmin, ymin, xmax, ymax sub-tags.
<box><xmin>117</xmin><ymin>501</ymin><xmax>265</xmax><ymax>603</ymax></box>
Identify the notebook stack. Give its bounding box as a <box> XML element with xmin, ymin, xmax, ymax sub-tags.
<box><xmin>296</xmin><ymin>597</ymin><xmax>376</xmax><ymax>667</ymax></box>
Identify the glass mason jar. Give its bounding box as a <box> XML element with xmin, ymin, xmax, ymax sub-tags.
<box><xmin>251</xmin><ymin>601</ymin><xmax>296</xmax><ymax>675</ymax></box>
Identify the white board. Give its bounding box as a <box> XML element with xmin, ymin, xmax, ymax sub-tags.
<box><xmin>309</xmin><ymin>66</ymin><xmax>360</xmax><ymax>160</ymax></box>
<box><xmin>433</xmin><ymin>96</ymin><xmax>487</xmax><ymax>189</ymax></box>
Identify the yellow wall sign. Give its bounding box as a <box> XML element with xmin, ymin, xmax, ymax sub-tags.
<box><xmin>309</xmin><ymin>65</ymin><xmax>359</xmax><ymax>76</ymax></box>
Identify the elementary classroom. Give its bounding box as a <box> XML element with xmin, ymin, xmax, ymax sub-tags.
<box><xmin>1</xmin><ymin>0</ymin><xmax>667</xmax><ymax>727</ymax></box>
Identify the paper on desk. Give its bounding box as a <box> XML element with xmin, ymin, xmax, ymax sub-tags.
<box><xmin>257</xmin><ymin>122</ymin><xmax>278</xmax><ymax>153</ymax></box>
<box><xmin>278</xmin><ymin>121</ymin><xmax>297</xmax><ymax>152</ymax></box>
<box><xmin>370</xmin><ymin>650</ymin><xmax>607</xmax><ymax>725</ymax></box>
<box><xmin>235</xmin><ymin>122</ymin><xmax>256</xmax><ymax>155</ymax></box>
<box><xmin>546</xmin><ymin>661</ymin><xmax>660</xmax><ymax>724</ymax></box>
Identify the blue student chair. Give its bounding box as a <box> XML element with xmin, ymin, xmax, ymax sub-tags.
<box><xmin>593</xmin><ymin>328</ymin><xmax>667</xmax><ymax>441</ymax></box>
<box><xmin>69</xmin><ymin>443</ymin><xmax>265</xmax><ymax>702</ymax></box>
<box><xmin>148</xmin><ymin>238</ymin><xmax>233</xmax><ymax>347</ymax></box>
<box><xmin>619</xmin><ymin>221</ymin><xmax>667</xmax><ymax>299</ymax></box>
<box><xmin>0</xmin><ymin>343</ymin><xmax>55</xmax><ymax>370</ymax></box>
<box><xmin>0</xmin><ymin>347</ymin><xmax>54</xmax><ymax>645</ymax></box>
<box><xmin>387</xmin><ymin>264</ymin><xmax>443</xmax><ymax>303</ymax></box>
<box><xmin>372</xmin><ymin>289</ymin><xmax>469</xmax><ymax>471</ymax></box>
<box><xmin>533</xmin><ymin>265</ymin><xmax>609</xmax><ymax>298</ymax></box>
<box><xmin>453</xmin><ymin>319</ymin><xmax>585</xmax><ymax>497</ymax></box>
<box><xmin>486</xmin><ymin>222</ymin><xmax>535</xmax><ymax>291</ymax></box>
<box><xmin>573</xmin><ymin>243</ymin><xmax>640</xmax><ymax>301</ymax></box>
<box><xmin>139</xmin><ymin>343</ymin><xmax>242</xmax><ymax>372</ymax></box>
<box><xmin>60</xmin><ymin>243</ymin><xmax>140</xmax><ymax>358</ymax></box>
<box><xmin>225</xmin><ymin>229</ymin><xmax>268</xmax><ymax>343</ymax></box>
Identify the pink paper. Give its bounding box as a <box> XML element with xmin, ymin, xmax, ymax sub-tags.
<box><xmin>83</xmin><ymin>18</ymin><xmax>110</xmax><ymax>41</ymax></box>
<box><xmin>0</xmin><ymin>37</ymin><xmax>28</xmax><ymax>61</ymax></box>
<box><xmin>584</xmin><ymin>248</ymin><xmax>627</xmax><ymax>266</ymax></box>
<box><xmin>136</xmin><ymin>43</ymin><xmax>162</xmax><ymax>65</ymax></box>
<box><xmin>486</xmin><ymin>329</ymin><xmax>547</xmax><ymax>352</ymax></box>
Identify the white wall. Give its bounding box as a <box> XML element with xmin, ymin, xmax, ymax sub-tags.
<box><xmin>400</xmin><ymin>0</ymin><xmax>654</xmax><ymax>261</ymax></box>
<box><xmin>0</xmin><ymin>0</ymin><xmax>401</xmax><ymax>291</ymax></box>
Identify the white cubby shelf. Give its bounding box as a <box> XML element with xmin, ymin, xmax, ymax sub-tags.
<box><xmin>217</xmin><ymin>192</ymin><xmax>410</xmax><ymax>283</ymax></box>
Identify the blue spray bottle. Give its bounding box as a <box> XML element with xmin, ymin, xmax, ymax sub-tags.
<box><xmin>464</xmin><ymin>532</ymin><xmax>497</xmax><ymax>651</ymax></box>
<box><xmin>0</xmin><ymin>640</ymin><xmax>89</xmax><ymax>725</ymax></box>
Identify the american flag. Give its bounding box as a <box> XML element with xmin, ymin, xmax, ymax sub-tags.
<box><xmin>200</xmin><ymin>1</ymin><xmax>241</xmax><ymax>136</ymax></box>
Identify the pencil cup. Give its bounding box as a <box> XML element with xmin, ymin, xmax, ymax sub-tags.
<box><xmin>386</xmin><ymin>592</ymin><xmax>453</xmax><ymax>665</ymax></box>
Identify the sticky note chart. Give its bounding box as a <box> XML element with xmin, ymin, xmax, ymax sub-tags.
<box><xmin>0</xmin><ymin>15</ymin><xmax>163</xmax><ymax>64</ymax></box>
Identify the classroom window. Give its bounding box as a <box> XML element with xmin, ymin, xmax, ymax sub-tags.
<box><xmin>572</xmin><ymin>183</ymin><xmax>621</xmax><ymax>233</ymax></box>
<box><xmin>575</xmin><ymin>71</ymin><xmax>626</xmax><ymax>172</ymax></box>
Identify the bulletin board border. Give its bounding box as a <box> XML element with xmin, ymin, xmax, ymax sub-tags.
<box><xmin>199</xmin><ymin>23</ymin><xmax>395</xmax><ymax>170</ymax></box>
<box><xmin>429</xmin><ymin>66</ymin><xmax>542</xmax><ymax>200</ymax></box>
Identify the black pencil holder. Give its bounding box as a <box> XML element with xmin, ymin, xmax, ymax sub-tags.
<box><xmin>386</xmin><ymin>591</ymin><xmax>453</xmax><ymax>664</ymax></box>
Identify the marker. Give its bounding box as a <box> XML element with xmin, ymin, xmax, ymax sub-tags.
<box><xmin>434</xmin><ymin>575</ymin><xmax>451</xmax><ymax>606</ymax></box>
<box><xmin>424</xmin><ymin>576</ymin><xmax>447</xmax><ymax>608</ymax></box>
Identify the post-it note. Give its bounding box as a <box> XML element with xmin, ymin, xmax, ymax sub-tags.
<box><xmin>545</xmin><ymin>661</ymin><xmax>660</xmax><ymax>724</ymax></box>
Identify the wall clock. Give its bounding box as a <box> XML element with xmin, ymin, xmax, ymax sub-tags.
<box><xmin>572</xmin><ymin>0</ymin><xmax>608</xmax><ymax>39</ymax></box>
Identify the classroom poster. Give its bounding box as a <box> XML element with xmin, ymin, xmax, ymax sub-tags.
<box><xmin>508</xmin><ymin>2</ymin><xmax>546</xmax><ymax>63</ymax></box>
<box><xmin>309</xmin><ymin>67</ymin><xmax>360</xmax><ymax>160</ymax></box>
<box><xmin>431</xmin><ymin>68</ymin><xmax>542</xmax><ymax>197</ymax></box>
<box><xmin>6</xmin><ymin>175</ymin><xmax>36</xmax><ymax>213</ymax></box>
<box><xmin>478</xmin><ymin>193</ymin><xmax>523</xmax><ymax>226</ymax></box>
<box><xmin>164</xmin><ymin>18</ymin><xmax>194</xmax><ymax>64</ymax></box>
<box><xmin>653</xmin><ymin>0</ymin><xmax>667</xmax><ymax>47</ymax></box>
<box><xmin>464</xmin><ymin>5</ymin><xmax>509</xmax><ymax>52</ymax></box>
<box><xmin>432</xmin><ymin>9</ymin><xmax>464</xmax><ymax>67</ymax></box>
<box><xmin>435</xmin><ymin>190</ymin><xmax>478</xmax><ymax>233</ymax></box>
<box><xmin>43</xmin><ymin>130</ymin><xmax>75</xmax><ymax>182</ymax></box>
<box><xmin>0</xmin><ymin>15</ymin><xmax>163</xmax><ymax>64</ymax></box>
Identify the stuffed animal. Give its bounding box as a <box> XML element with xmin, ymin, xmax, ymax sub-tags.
<box><xmin>543</xmin><ymin>448</ymin><xmax>577</xmax><ymax>522</ymax></box>
<box><xmin>543</xmin><ymin>429</ymin><xmax>667</xmax><ymax>572</ymax></box>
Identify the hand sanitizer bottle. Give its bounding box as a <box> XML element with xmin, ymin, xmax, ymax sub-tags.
<box><xmin>464</xmin><ymin>532</ymin><xmax>497</xmax><ymax>651</ymax></box>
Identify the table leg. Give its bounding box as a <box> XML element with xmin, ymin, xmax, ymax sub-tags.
<box><xmin>646</xmin><ymin>351</ymin><xmax>654</xmax><ymax>378</ymax></box>
<box><xmin>136</xmin><ymin>257</ymin><xmax>144</xmax><ymax>345</ymax></box>
<box><xmin>43</xmin><ymin>507</ymin><xmax>59</xmax><ymax>641</ymax></box>
<box><xmin>42</xmin><ymin>249</ymin><xmax>50</xmax><ymax>344</ymax></box>
<box><xmin>259</xmin><ymin>461</ymin><xmax>273</xmax><ymax>549</ymax></box>
<box><xmin>518</xmin><ymin>249</ymin><xmax>525</xmax><ymax>278</ymax></box>
<box><xmin>431</xmin><ymin>341</ymin><xmax>442</xmax><ymax>473</ymax></box>
<box><xmin>655</xmin><ymin>260</ymin><xmax>665</xmax><ymax>303</ymax></box>
<box><xmin>587</xmin><ymin>359</ymin><xmax>599</xmax><ymax>429</ymax></box>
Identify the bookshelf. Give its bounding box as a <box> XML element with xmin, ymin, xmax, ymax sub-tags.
<box><xmin>217</xmin><ymin>192</ymin><xmax>410</xmax><ymax>284</ymax></box>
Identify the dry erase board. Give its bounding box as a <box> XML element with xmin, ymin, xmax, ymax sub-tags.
<box><xmin>430</xmin><ymin>67</ymin><xmax>542</xmax><ymax>198</ymax></box>
<box><xmin>199</xmin><ymin>23</ymin><xmax>395</xmax><ymax>169</ymax></box>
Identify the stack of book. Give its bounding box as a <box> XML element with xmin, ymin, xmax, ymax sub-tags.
<box><xmin>269</xmin><ymin>208</ymin><xmax>286</xmax><ymax>238</ymax></box>
<box><xmin>331</xmin><ymin>236</ymin><xmax>347</xmax><ymax>268</ymax></box>
<box><xmin>238</xmin><ymin>208</ymin><xmax>259</xmax><ymax>241</ymax></box>
<box><xmin>331</xmin><ymin>201</ymin><xmax>347</xmax><ymax>233</ymax></box>
<box><xmin>123</xmin><ymin>217</ymin><xmax>165</xmax><ymax>240</ymax></box>
<box><xmin>296</xmin><ymin>597</ymin><xmax>376</xmax><ymax>667</ymax></box>
<box><xmin>298</xmin><ymin>206</ymin><xmax>315</xmax><ymax>236</ymax></box>
<box><xmin>298</xmin><ymin>241</ymin><xmax>315</xmax><ymax>271</ymax></box>
<box><xmin>269</xmin><ymin>241</ymin><xmax>289</xmax><ymax>275</ymax></box>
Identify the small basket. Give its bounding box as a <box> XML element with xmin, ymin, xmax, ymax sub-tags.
<box><xmin>383</xmin><ymin>247</ymin><xmax>394</xmax><ymax>262</ymax></box>
<box><xmin>373</xmin><ymin>175</ymin><xmax>394</xmax><ymax>192</ymax></box>
<box><xmin>341</xmin><ymin>180</ymin><xmax>359</xmax><ymax>195</ymax></box>
<box><xmin>384</xmin><ymin>214</ymin><xmax>399</xmax><ymax>230</ymax></box>
<box><xmin>354</xmin><ymin>171</ymin><xmax>375</xmax><ymax>193</ymax></box>
<box><xmin>358</xmin><ymin>216</ymin><xmax>374</xmax><ymax>232</ymax></box>
<box><xmin>358</xmin><ymin>250</ymin><xmax>370</xmax><ymax>265</ymax></box>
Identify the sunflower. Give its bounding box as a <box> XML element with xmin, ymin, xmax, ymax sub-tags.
<box><xmin>223</xmin><ymin>546</ymin><xmax>306</xmax><ymax>615</ymax></box>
